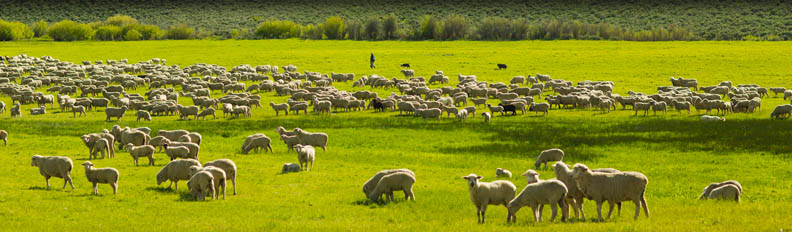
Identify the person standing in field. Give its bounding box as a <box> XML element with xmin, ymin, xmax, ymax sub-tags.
<box><xmin>370</xmin><ymin>53</ymin><xmax>375</xmax><ymax>69</ymax></box>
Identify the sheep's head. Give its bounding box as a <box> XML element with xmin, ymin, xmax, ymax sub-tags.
<box><xmin>31</xmin><ymin>155</ymin><xmax>42</xmax><ymax>167</ymax></box>
<box><xmin>125</xmin><ymin>143</ymin><xmax>134</xmax><ymax>151</ymax></box>
<box><xmin>462</xmin><ymin>174</ymin><xmax>482</xmax><ymax>188</ymax></box>
<box><xmin>570</xmin><ymin>163</ymin><xmax>590</xmax><ymax>179</ymax></box>
<box><xmin>521</xmin><ymin>170</ymin><xmax>540</xmax><ymax>184</ymax></box>
<box><xmin>187</xmin><ymin>165</ymin><xmax>202</xmax><ymax>177</ymax></box>
<box><xmin>699</xmin><ymin>183</ymin><xmax>719</xmax><ymax>200</ymax></box>
<box><xmin>81</xmin><ymin>161</ymin><xmax>94</xmax><ymax>169</ymax></box>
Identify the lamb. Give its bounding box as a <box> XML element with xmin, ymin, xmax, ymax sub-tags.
<box><xmin>177</xmin><ymin>105</ymin><xmax>200</xmax><ymax>120</ymax></box>
<box><xmin>242</xmin><ymin>134</ymin><xmax>273</xmax><ymax>154</ymax></box>
<box><xmin>701</xmin><ymin>183</ymin><xmax>741</xmax><ymax>202</ymax></box>
<box><xmin>125</xmin><ymin>143</ymin><xmax>155</xmax><ymax>166</ymax></box>
<box><xmin>0</xmin><ymin>130</ymin><xmax>6</xmax><ymax>145</ymax></box>
<box><xmin>699</xmin><ymin>180</ymin><xmax>742</xmax><ymax>201</ymax></box>
<box><xmin>487</xmin><ymin>104</ymin><xmax>504</xmax><ymax>116</ymax></box>
<box><xmin>673</xmin><ymin>100</ymin><xmax>691</xmax><ymax>114</ymax></box>
<box><xmin>204</xmin><ymin>159</ymin><xmax>238</xmax><ymax>195</ymax></box>
<box><xmin>73</xmin><ymin>105</ymin><xmax>86</xmax><ymax>117</ymax></box>
<box><xmin>294</xmin><ymin>144</ymin><xmax>315</xmax><ymax>171</ymax></box>
<box><xmin>529</xmin><ymin>102</ymin><xmax>550</xmax><ymax>116</ymax></box>
<box><xmin>282</xmin><ymin>163</ymin><xmax>301</xmax><ymax>173</ymax></box>
<box><xmin>105</xmin><ymin>106</ymin><xmax>127</xmax><ymax>121</ymax></box>
<box><xmin>553</xmin><ymin>161</ymin><xmax>621</xmax><ymax>221</ymax></box>
<box><xmin>634</xmin><ymin>102</ymin><xmax>652</xmax><ymax>116</ymax></box>
<box><xmin>157</xmin><ymin>130</ymin><xmax>189</xmax><ymax>142</ymax></box>
<box><xmin>156</xmin><ymin>159</ymin><xmax>202</xmax><ymax>190</ymax></box>
<box><xmin>770</xmin><ymin>104</ymin><xmax>792</xmax><ymax>119</ymax></box>
<box><xmin>163</xmin><ymin>144</ymin><xmax>195</xmax><ymax>161</ymax></box>
<box><xmin>90</xmin><ymin>138</ymin><xmax>111</xmax><ymax>159</ymax></box>
<box><xmin>280</xmin><ymin>134</ymin><xmax>300</xmax><ymax>151</ymax></box>
<box><xmin>482</xmin><ymin>112</ymin><xmax>491</xmax><ymax>122</ymax></box>
<box><xmin>136</xmin><ymin>110</ymin><xmax>152</xmax><ymax>122</ymax></box>
<box><xmin>81</xmin><ymin>161</ymin><xmax>119</xmax><ymax>195</ymax></box>
<box><xmin>456</xmin><ymin>109</ymin><xmax>468</xmax><ymax>121</ymax></box>
<box><xmin>31</xmin><ymin>155</ymin><xmax>75</xmax><ymax>189</ymax></box>
<box><xmin>270</xmin><ymin>102</ymin><xmax>289</xmax><ymax>116</ymax></box>
<box><xmin>701</xmin><ymin>115</ymin><xmax>726</xmax><ymax>121</ymax></box>
<box><xmin>570</xmin><ymin>163</ymin><xmax>649</xmax><ymax>221</ymax></box>
<box><xmin>362</xmin><ymin>169</ymin><xmax>416</xmax><ymax>196</ymax></box>
<box><xmin>187</xmin><ymin>170</ymin><xmax>215</xmax><ymax>201</ymax></box>
<box><xmin>535</xmin><ymin>148</ymin><xmax>564</xmax><ymax>169</ymax></box>
<box><xmin>463</xmin><ymin>174</ymin><xmax>516</xmax><ymax>223</ymax></box>
<box><xmin>651</xmin><ymin>101</ymin><xmax>667</xmax><ymax>115</ymax></box>
<box><xmin>507</xmin><ymin>171</ymin><xmax>568</xmax><ymax>223</ymax></box>
<box><xmin>197</xmin><ymin>107</ymin><xmax>217</xmax><ymax>120</ymax></box>
<box><xmin>369</xmin><ymin>172</ymin><xmax>416</xmax><ymax>203</ymax></box>
<box><xmin>293</xmin><ymin>128</ymin><xmax>328</xmax><ymax>151</ymax></box>
<box><xmin>496</xmin><ymin>168</ymin><xmax>512</xmax><ymax>178</ymax></box>
<box><xmin>188</xmin><ymin>166</ymin><xmax>227</xmax><ymax>199</ymax></box>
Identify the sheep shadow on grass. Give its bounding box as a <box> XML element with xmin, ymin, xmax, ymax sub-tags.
<box><xmin>145</xmin><ymin>186</ymin><xmax>180</xmax><ymax>194</ymax></box>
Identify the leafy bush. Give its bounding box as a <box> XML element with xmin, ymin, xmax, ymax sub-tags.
<box><xmin>47</xmin><ymin>20</ymin><xmax>93</xmax><ymax>41</ymax></box>
<box><xmin>255</xmin><ymin>20</ymin><xmax>300</xmax><ymax>39</ymax></box>
<box><xmin>382</xmin><ymin>14</ymin><xmax>399</xmax><ymax>39</ymax></box>
<box><xmin>301</xmin><ymin>24</ymin><xmax>323</xmax><ymax>40</ymax></box>
<box><xmin>363</xmin><ymin>17</ymin><xmax>379</xmax><ymax>40</ymax></box>
<box><xmin>0</xmin><ymin>20</ymin><xmax>34</xmax><ymax>41</ymax></box>
<box><xmin>344</xmin><ymin>19</ymin><xmax>363</xmax><ymax>40</ymax></box>
<box><xmin>440</xmin><ymin>15</ymin><xmax>468</xmax><ymax>40</ymax></box>
<box><xmin>124</xmin><ymin>29</ymin><xmax>142</xmax><ymax>41</ymax></box>
<box><xmin>322</xmin><ymin>16</ymin><xmax>344</xmax><ymax>40</ymax></box>
<box><xmin>166</xmin><ymin>24</ymin><xmax>194</xmax><ymax>40</ymax></box>
<box><xmin>105</xmin><ymin>14</ymin><xmax>138</xmax><ymax>27</ymax></box>
<box><xmin>94</xmin><ymin>25</ymin><xmax>123</xmax><ymax>41</ymax></box>
<box><xmin>417</xmin><ymin>15</ymin><xmax>438</xmax><ymax>40</ymax></box>
<box><xmin>32</xmin><ymin>20</ymin><xmax>47</xmax><ymax>37</ymax></box>
<box><xmin>138</xmin><ymin>24</ymin><xmax>164</xmax><ymax>40</ymax></box>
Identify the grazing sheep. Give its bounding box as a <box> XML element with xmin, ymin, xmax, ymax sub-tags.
<box><xmin>369</xmin><ymin>172</ymin><xmax>416</xmax><ymax>203</ymax></box>
<box><xmin>177</xmin><ymin>105</ymin><xmax>200</xmax><ymax>120</ymax></box>
<box><xmin>701</xmin><ymin>115</ymin><xmax>726</xmax><ymax>122</ymax></box>
<box><xmin>163</xmin><ymin>144</ymin><xmax>195</xmax><ymax>161</ymax></box>
<box><xmin>554</xmin><ymin>161</ymin><xmax>621</xmax><ymax>221</ymax></box>
<box><xmin>157</xmin><ymin>130</ymin><xmax>189</xmax><ymax>142</ymax></box>
<box><xmin>362</xmin><ymin>169</ymin><xmax>416</xmax><ymax>196</ymax></box>
<box><xmin>507</xmin><ymin>171</ymin><xmax>568</xmax><ymax>223</ymax></box>
<box><xmin>702</xmin><ymin>184</ymin><xmax>741</xmax><ymax>202</ymax></box>
<box><xmin>535</xmin><ymin>148</ymin><xmax>564</xmax><ymax>169</ymax></box>
<box><xmin>496</xmin><ymin>168</ymin><xmax>512</xmax><ymax>178</ymax></box>
<box><xmin>0</xmin><ymin>130</ymin><xmax>6</xmax><ymax>145</ymax></box>
<box><xmin>197</xmin><ymin>107</ymin><xmax>217</xmax><ymax>120</ymax></box>
<box><xmin>118</xmin><ymin>128</ymin><xmax>149</xmax><ymax>150</ymax></box>
<box><xmin>289</xmin><ymin>103</ymin><xmax>308</xmax><ymax>115</ymax></box>
<box><xmin>149</xmin><ymin>136</ymin><xmax>169</xmax><ymax>152</ymax></box>
<box><xmin>699</xmin><ymin>180</ymin><xmax>742</xmax><ymax>201</ymax></box>
<box><xmin>270</xmin><ymin>102</ymin><xmax>289</xmax><ymax>116</ymax></box>
<box><xmin>184</xmin><ymin>132</ymin><xmax>202</xmax><ymax>145</ymax></box>
<box><xmin>456</xmin><ymin>109</ymin><xmax>468</xmax><ymax>121</ymax></box>
<box><xmin>770</xmin><ymin>104</ymin><xmax>792</xmax><ymax>119</ymax></box>
<box><xmin>81</xmin><ymin>161</ymin><xmax>119</xmax><ymax>195</ymax></box>
<box><xmin>31</xmin><ymin>155</ymin><xmax>74</xmax><ymax>189</ymax></box>
<box><xmin>125</xmin><ymin>143</ymin><xmax>155</xmax><ymax>166</ymax></box>
<box><xmin>136</xmin><ymin>110</ymin><xmax>152</xmax><ymax>122</ymax></box>
<box><xmin>414</xmin><ymin>108</ymin><xmax>442</xmax><ymax>122</ymax></box>
<box><xmin>10</xmin><ymin>103</ymin><xmax>21</xmax><ymax>118</ymax></box>
<box><xmin>463</xmin><ymin>174</ymin><xmax>516</xmax><ymax>223</ymax></box>
<box><xmin>294</xmin><ymin>144</ymin><xmax>315</xmax><ymax>171</ymax></box>
<box><xmin>280</xmin><ymin>134</ymin><xmax>300</xmax><ymax>151</ymax></box>
<box><xmin>156</xmin><ymin>159</ymin><xmax>202</xmax><ymax>190</ymax></box>
<box><xmin>487</xmin><ymin>104</ymin><xmax>504</xmax><ymax>116</ymax></box>
<box><xmin>242</xmin><ymin>134</ymin><xmax>273</xmax><ymax>154</ymax></box>
<box><xmin>570</xmin><ymin>163</ymin><xmax>649</xmax><ymax>221</ymax></box>
<box><xmin>529</xmin><ymin>102</ymin><xmax>550</xmax><ymax>116</ymax></box>
<box><xmin>73</xmin><ymin>105</ymin><xmax>86</xmax><ymax>117</ymax></box>
<box><xmin>187</xmin><ymin>170</ymin><xmax>215</xmax><ymax>201</ymax></box>
<box><xmin>90</xmin><ymin>138</ymin><xmax>111</xmax><ymax>159</ymax></box>
<box><xmin>188</xmin><ymin>166</ymin><xmax>227</xmax><ymax>199</ymax></box>
<box><xmin>204</xmin><ymin>159</ymin><xmax>238</xmax><ymax>195</ymax></box>
<box><xmin>282</xmin><ymin>163</ymin><xmax>301</xmax><ymax>173</ymax></box>
<box><xmin>293</xmin><ymin>128</ymin><xmax>328</xmax><ymax>151</ymax></box>
<box><xmin>482</xmin><ymin>112</ymin><xmax>491</xmax><ymax>122</ymax></box>
<box><xmin>105</xmin><ymin>106</ymin><xmax>127</xmax><ymax>122</ymax></box>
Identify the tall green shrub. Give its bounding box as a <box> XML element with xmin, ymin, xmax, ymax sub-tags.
<box><xmin>344</xmin><ymin>19</ymin><xmax>363</xmax><ymax>40</ymax></box>
<box><xmin>138</xmin><ymin>24</ymin><xmax>164</xmax><ymax>40</ymax></box>
<box><xmin>255</xmin><ymin>20</ymin><xmax>300</xmax><ymax>39</ymax></box>
<box><xmin>382</xmin><ymin>14</ymin><xmax>398</xmax><ymax>39</ymax></box>
<box><xmin>440</xmin><ymin>15</ymin><xmax>468</xmax><ymax>40</ymax></box>
<box><xmin>166</xmin><ymin>24</ymin><xmax>194</xmax><ymax>40</ymax></box>
<box><xmin>32</xmin><ymin>20</ymin><xmax>48</xmax><ymax>37</ymax></box>
<box><xmin>363</xmin><ymin>17</ymin><xmax>379</xmax><ymax>40</ymax></box>
<box><xmin>418</xmin><ymin>15</ymin><xmax>438</xmax><ymax>40</ymax></box>
<box><xmin>0</xmin><ymin>20</ymin><xmax>34</xmax><ymax>41</ymax></box>
<box><xmin>105</xmin><ymin>14</ymin><xmax>139</xmax><ymax>27</ymax></box>
<box><xmin>94</xmin><ymin>25</ymin><xmax>123</xmax><ymax>40</ymax></box>
<box><xmin>124</xmin><ymin>29</ymin><xmax>142</xmax><ymax>41</ymax></box>
<box><xmin>322</xmin><ymin>16</ymin><xmax>344</xmax><ymax>40</ymax></box>
<box><xmin>301</xmin><ymin>24</ymin><xmax>323</xmax><ymax>40</ymax></box>
<box><xmin>47</xmin><ymin>20</ymin><xmax>93</xmax><ymax>41</ymax></box>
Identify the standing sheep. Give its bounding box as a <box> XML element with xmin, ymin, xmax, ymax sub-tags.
<box><xmin>270</xmin><ymin>102</ymin><xmax>289</xmax><ymax>116</ymax></box>
<box><xmin>507</xmin><ymin>170</ymin><xmax>568</xmax><ymax>223</ymax></box>
<box><xmin>482</xmin><ymin>112</ymin><xmax>491</xmax><ymax>123</ymax></box>
<box><xmin>535</xmin><ymin>148</ymin><xmax>564</xmax><ymax>169</ymax></box>
<box><xmin>570</xmin><ymin>163</ymin><xmax>649</xmax><ymax>221</ymax></box>
<box><xmin>73</xmin><ymin>105</ymin><xmax>86</xmax><ymax>117</ymax></box>
<box><xmin>362</xmin><ymin>169</ymin><xmax>416</xmax><ymax>197</ymax></box>
<box><xmin>293</xmin><ymin>128</ymin><xmax>328</xmax><ymax>151</ymax></box>
<box><xmin>90</xmin><ymin>138</ymin><xmax>111</xmax><ymax>159</ymax></box>
<box><xmin>699</xmin><ymin>180</ymin><xmax>742</xmax><ymax>202</ymax></box>
<box><xmin>163</xmin><ymin>144</ymin><xmax>195</xmax><ymax>161</ymax></box>
<box><xmin>529</xmin><ymin>102</ymin><xmax>550</xmax><ymax>116</ymax></box>
<box><xmin>188</xmin><ymin>166</ymin><xmax>227</xmax><ymax>199</ymax></box>
<box><xmin>81</xmin><ymin>161</ymin><xmax>119</xmax><ymax>195</ymax></box>
<box><xmin>369</xmin><ymin>172</ymin><xmax>416</xmax><ymax>203</ymax></box>
<box><xmin>553</xmin><ymin>161</ymin><xmax>621</xmax><ymax>221</ymax></box>
<box><xmin>157</xmin><ymin>129</ymin><xmax>189</xmax><ymax>142</ymax></box>
<box><xmin>463</xmin><ymin>174</ymin><xmax>516</xmax><ymax>223</ymax></box>
<box><xmin>136</xmin><ymin>110</ymin><xmax>152</xmax><ymax>122</ymax></box>
<box><xmin>242</xmin><ymin>134</ymin><xmax>273</xmax><ymax>154</ymax></box>
<box><xmin>204</xmin><ymin>159</ymin><xmax>238</xmax><ymax>195</ymax></box>
<box><xmin>294</xmin><ymin>144</ymin><xmax>315</xmax><ymax>171</ymax></box>
<box><xmin>156</xmin><ymin>159</ymin><xmax>202</xmax><ymax>190</ymax></box>
<box><xmin>187</xmin><ymin>170</ymin><xmax>215</xmax><ymax>201</ymax></box>
<box><xmin>280</xmin><ymin>134</ymin><xmax>300</xmax><ymax>151</ymax></box>
<box><xmin>31</xmin><ymin>155</ymin><xmax>74</xmax><ymax>189</ymax></box>
<box><xmin>125</xmin><ymin>143</ymin><xmax>155</xmax><ymax>166</ymax></box>
<box><xmin>702</xmin><ymin>184</ymin><xmax>741</xmax><ymax>202</ymax></box>
<box><xmin>104</xmin><ymin>106</ymin><xmax>127</xmax><ymax>122</ymax></box>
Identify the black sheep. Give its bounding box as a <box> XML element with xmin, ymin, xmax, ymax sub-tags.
<box><xmin>372</xmin><ymin>99</ymin><xmax>385</xmax><ymax>112</ymax></box>
<box><xmin>499</xmin><ymin>103</ymin><xmax>517</xmax><ymax>116</ymax></box>
<box><xmin>401</xmin><ymin>63</ymin><xmax>410</xmax><ymax>68</ymax></box>
<box><xmin>497</xmin><ymin>64</ymin><xmax>507</xmax><ymax>70</ymax></box>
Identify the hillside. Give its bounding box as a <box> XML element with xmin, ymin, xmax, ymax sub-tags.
<box><xmin>2</xmin><ymin>0</ymin><xmax>791</xmax><ymax>40</ymax></box>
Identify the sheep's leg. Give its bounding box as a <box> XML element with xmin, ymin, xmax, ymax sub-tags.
<box><xmin>617</xmin><ymin>202</ymin><xmax>622</xmax><ymax>215</ymax></box>
<box><xmin>550</xmin><ymin>202</ymin><xmax>558</xmax><ymax>221</ymax></box>
<box><xmin>578</xmin><ymin>198</ymin><xmax>587</xmax><ymax>221</ymax></box>
<box><xmin>606</xmin><ymin>201</ymin><xmax>615</xmax><ymax>219</ymax></box>
<box><xmin>537</xmin><ymin>204</ymin><xmax>544</xmax><ymax>221</ymax></box>
<box><xmin>596</xmin><ymin>201</ymin><xmax>604</xmax><ymax>222</ymax></box>
<box><xmin>531</xmin><ymin>205</ymin><xmax>539</xmax><ymax>222</ymax></box>
<box><xmin>632</xmin><ymin>199</ymin><xmax>641</xmax><ymax>220</ymax></box>
<box><xmin>112</xmin><ymin>182</ymin><xmax>117</xmax><ymax>194</ymax></box>
<box><xmin>44</xmin><ymin>176</ymin><xmax>51</xmax><ymax>189</ymax></box>
<box><xmin>93</xmin><ymin>182</ymin><xmax>98</xmax><ymax>195</ymax></box>
<box><xmin>232</xmin><ymin>179</ymin><xmax>237</xmax><ymax>195</ymax></box>
<box><xmin>476</xmin><ymin>206</ymin><xmax>482</xmax><ymax>223</ymax></box>
<box><xmin>641</xmin><ymin>195</ymin><xmax>650</xmax><ymax>218</ymax></box>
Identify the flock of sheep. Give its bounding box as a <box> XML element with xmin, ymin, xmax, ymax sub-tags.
<box><xmin>1</xmin><ymin>54</ymin><xmax>791</xmax><ymax>124</ymax></box>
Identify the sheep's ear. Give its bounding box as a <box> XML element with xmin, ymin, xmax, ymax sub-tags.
<box><xmin>476</xmin><ymin>176</ymin><xmax>482</xmax><ymax>180</ymax></box>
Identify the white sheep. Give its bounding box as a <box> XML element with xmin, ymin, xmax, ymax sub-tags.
<box><xmin>529</xmin><ymin>102</ymin><xmax>549</xmax><ymax>116</ymax></box>
<box><xmin>125</xmin><ymin>143</ymin><xmax>155</xmax><ymax>166</ymax></box>
<box><xmin>293</xmin><ymin>128</ymin><xmax>328</xmax><ymax>151</ymax></box>
<box><xmin>456</xmin><ymin>109</ymin><xmax>468</xmax><ymax>121</ymax></box>
<box><xmin>136</xmin><ymin>110</ymin><xmax>152</xmax><ymax>122</ymax></box>
<box><xmin>204</xmin><ymin>159</ymin><xmax>238</xmax><ymax>195</ymax></box>
<box><xmin>188</xmin><ymin>166</ymin><xmax>227</xmax><ymax>199</ymax></box>
<box><xmin>270</xmin><ymin>102</ymin><xmax>289</xmax><ymax>116</ymax></box>
<box><xmin>535</xmin><ymin>148</ymin><xmax>564</xmax><ymax>169</ymax></box>
<box><xmin>496</xmin><ymin>168</ymin><xmax>512</xmax><ymax>178</ymax></box>
<box><xmin>699</xmin><ymin>180</ymin><xmax>742</xmax><ymax>202</ymax></box>
<box><xmin>487</xmin><ymin>104</ymin><xmax>504</xmax><ymax>116</ymax></box>
<box><xmin>187</xmin><ymin>170</ymin><xmax>215</xmax><ymax>201</ymax></box>
<box><xmin>482</xmin><ymin>112</ymin><xmax>491</xmax><ymax>123</ymax></box>
<box><xmin>242</xmin><ymin>134</ymin><xmax>273</xmax><ymax>154</ymax></box>
<box><xmin>770</xmin><ymin>104</ymin><xmax>792</xmax><ymax>119</ymax></box>
<box><xmin>463</xmin><ymin>174</ymin><xmax>516</xmax><ymax>223</ymax></box>
<box><xmin>282</xmin><ymin>163</ymin><xmax>301</xmax><ymax>173</ymax></box>
<box><xmin>90</xmin><ymin>138</ymin><xmax>111</xmax><ymax>159</ymax></box>
<box><xmin>369</xmin><ymin>172</ymin><xmax>416</xmax><ymax>203</ymax></box>
<box><xmin>156</xmin><ymin>159</ymin><xmax>201</xmax><ymax>190</ymax></box>
<box><xmin>701</xmin><ymin>115</ymin><xmax>726</xmax><ymax>122</ymax></box>
<box><xmin>414</xmin><ymin>108</ymin><xmax>442</xmax><ymax>122</ymax></box>
<box><xmin>507</xmin><ymin>170</ymin><xmax>568</xmax><ymax>223</ymax></box>
<box><xmin>294</xmin><ymin>144</ymin><xmax>315</xmax><ymax>171</ymax></box>
<box><xmin>73</xmin><ymin>105</ymin><xmax>86</xmax><ymax>117</ymax></box>
<box><xmin>81</xmin><ymin>161</ymin><xmax>119</xmax><ymax>195</ymax></box>
<box><xmin>280</xmin><ymin>134</ymin><xmax>300</xmax><ymax>151</ymax></box>
<box><xmin>105</xmin><ymin>106</ymin><xmax>127</xmax><ymax>121</ymax></box>
<box><xmin>163</xmin><ymin>144</ymin><xmax>194</xmax><ymax>161</ymax></box>
<box><xmin>703</xmin><ymin>184</ymin><xmax>741</xmax><ymax>202</ymax></box>
<box><xmin>31</xmin><ymin>155</ymin><xmax>74</xmax><ymax>189</ymax></box>
<box><xmin>149</xmin><ymin>136</ymin><xmax>169</xmax><ymax>152</ymax></box>
<box><xmin>157</xmin><ymin>129</ymin><xmax>189</xmax><ymax>142</ymax></box>
<box><xmin>553</xmin><ymin>161</ymin><xmax>621</xmax><ymax>221</ymax></box>
<box><xmin>362</xmin><ymin>169</ymin><xmax>416</xmax><ymax>197</ymax></box>
<box><xmin>570</xmin><ymin>163</ymin><xmax>649</xmax><ymax>221</ymax></box>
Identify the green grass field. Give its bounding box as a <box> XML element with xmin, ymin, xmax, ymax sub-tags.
<box><xmin>0</xmin><ymin>40</ymin><xmax>791</xmax><ymax>231</ymax></box>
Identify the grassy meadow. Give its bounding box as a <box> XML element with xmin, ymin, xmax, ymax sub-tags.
<box><xmin>0</xmin><ymin>40</ymin><xmax>791</xmax><ymax>231</ymax></box>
